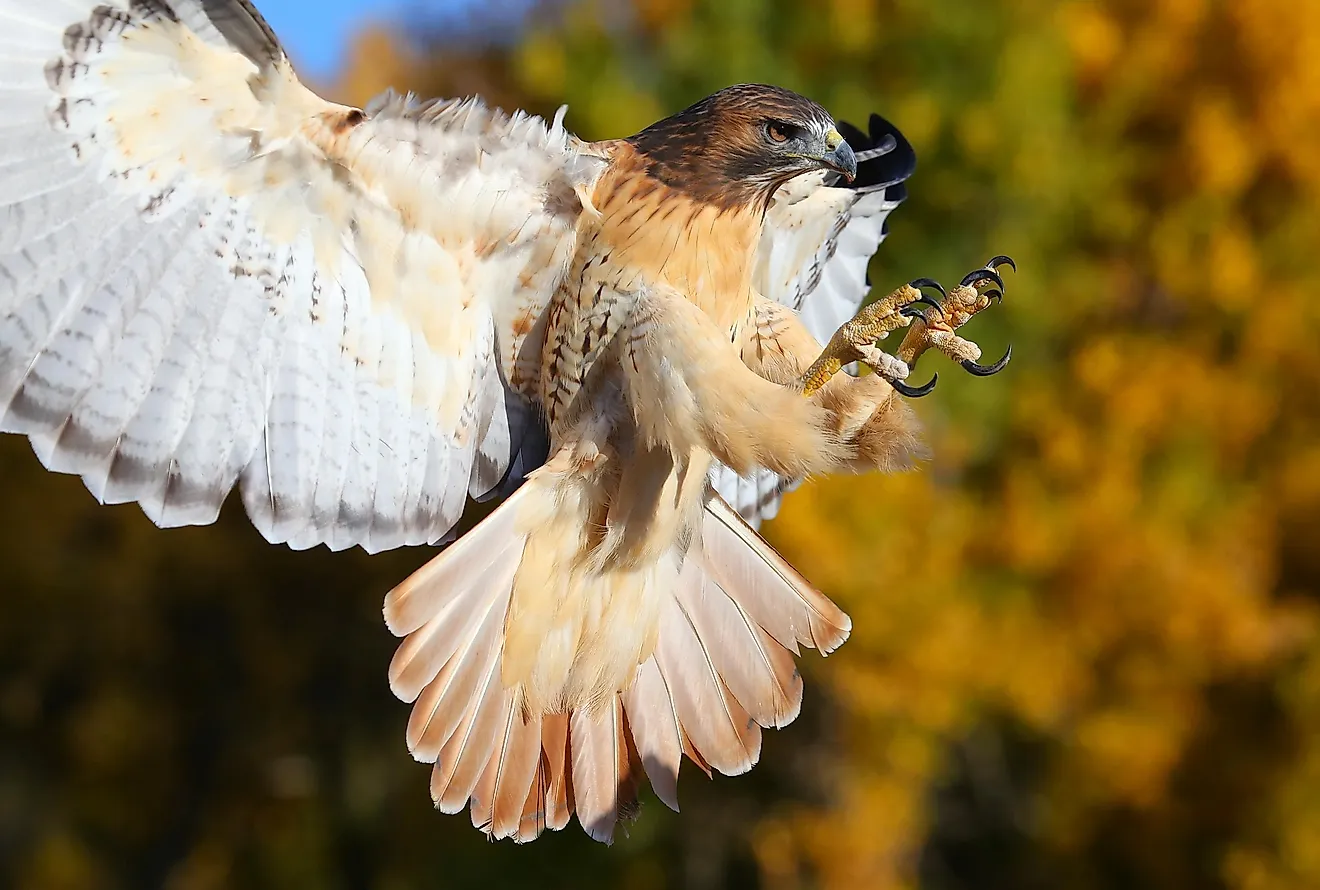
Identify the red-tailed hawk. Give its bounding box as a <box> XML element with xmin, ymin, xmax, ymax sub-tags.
<box><xmin>0</xmin><ymin>0</ymin><xmax>1011</xmax><ymax>842</ymax></box>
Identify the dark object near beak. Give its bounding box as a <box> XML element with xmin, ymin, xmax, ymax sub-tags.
<box><xmin>822</xmin><ymin>139</ymin><xmax>857</xmax><ymax>181</ymax></box>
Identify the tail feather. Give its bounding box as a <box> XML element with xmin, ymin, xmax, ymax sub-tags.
<box><xmin>541</xmin><ymin>713</ymin><xmax>573</xmax><ymax>831</ymax></box>
<box><xmin>681</xmin><ymin>546</ymin><xmax>804</xmax><ymax>729</ymax></box>
<box><xmin>701</xmin><ymin>494</ymin><xmax>852</xmax><ymax>654</ymax></box>
<box><xmin>657</xmin><ymin>565</ymin><xmax>762</xmax><ymax>776</ymax></box>
<box><xmin>622</xmin><ymin>658</ymin><xmax>683</xmax><ymax>811</ymax></box>
<box><xmin>488</xmin><ymin>707</ymin><xmax>543</xmax><ymax>840</ymax></box>
<box><xmin>388</xmin><ymin>571</ymin><xmax>501</xmax><ymax>704</ymax></box>
<box><xmin>681</xmin><ymin>726</ymin><xmax>714</xmax><ymax>778</ymax></box>
<box><xmin>515</xmin><ymin>752</ymin><xmax>550</xmax><ymax>843</ymax></box>
<box><xmin>403</xmin><ymin>567</ymin><xmax>510</xmax><ymax>761</ymax></box>
<box><xmin>431</xmin><ymin>656</ymin><xmax>507</xmax><ymax>814</ymax></box>
<box><xmin>469</xmin><ymin>736</ymin><xmax>500</xmax><ymax>832</ymax></box>
<box><xmin>385</xmin><ymin>483</ymin><xmax>851</xmax><ymax>843</ymax></box>
<box><xmin>571</xmin><ymin>698</ymin><xmax>641</xmax><ymax>844</ymax></box>
<box><xmin>383</xmin><ymin>484</ymin><xmax>531</xmax><ymax>637</ymax></box>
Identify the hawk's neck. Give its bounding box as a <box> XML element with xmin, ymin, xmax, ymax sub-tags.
<box><xmin>589</xmin><ymin>144</ymin><xmax>763</xmax><ymax>332</ymax></box>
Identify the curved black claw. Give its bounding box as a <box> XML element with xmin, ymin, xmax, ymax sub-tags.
<box><xmin>985</xmin><ymin>255</ymin><xmax>1017</xmax><ymax>273</ymax></box>
<box><xmin>983</xmin><ymin>288</ymin><xmax>1003</xmax><ymax>304</ymax></box>
<box><xmin>960</xmin><ymin>344</ymin><xmax>1012</xmax><ymax>377</ymax></box>
<box><xmin>960</xmin><ymin>268</ymin><xmax>1005</xmax><ymax>291</ymax></box>
<box><xmin>901</xmin><ymin>293</ymin><xmax>944</xmax><ymax>319</ymax></box>
<box><xmin>892</xmin><ymin>373</ymin><xmax>939</xmax><ymax>398</ymax></box>
<box><xmin>909</xmin><ymin>277</ymin><xmax>947</xmax><ymax>299</ymax></box>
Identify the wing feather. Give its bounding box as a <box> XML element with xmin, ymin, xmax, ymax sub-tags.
<box><xmin>14</xmin><ymin>209</ymin><xmax>183</xmax><ymax>447</ymax></box>
<box><xmin>0</xmin><ymin>0</ymin><xmax>605</xmax><ymax>552</ymax></box>
<box><xmin>38</xmin><ymin>213</ymin><xmax>205</xmax><ymax>496</ymax></box>
<box><xmin>299</xmin><ymin>268</ymin><xmax>356</xmax><ymax>548</ymax></box>
<box><xmin>103</xmin><ymin>217</ymin><xmax>243</xmax><ymax>520</ymax></box>
<box><xmin>152</xmin><ymin>228</ymin><xmax>279</xmax><ymax>526</ymax></box>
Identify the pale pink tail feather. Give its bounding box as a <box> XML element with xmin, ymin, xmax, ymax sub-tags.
<box><xmin>382</xmin><ymin>489</ymin><xmax>851</xmax><ymax>843</ymax></box>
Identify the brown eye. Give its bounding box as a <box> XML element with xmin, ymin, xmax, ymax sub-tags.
<box><xmin>765</xmin><ymin>121</ymin><xmax>791</xmax><ymax>143</ymax></box>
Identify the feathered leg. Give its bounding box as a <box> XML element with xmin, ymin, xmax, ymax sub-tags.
<box><xmin>622</xmin><ymin>285</ymin><xmax>852</xmax><ymax>478</ymax></box>
<box><xmin>742</xmin><ymin>297</ymin><xmax>928</xmax><ymax>475</ymax></box>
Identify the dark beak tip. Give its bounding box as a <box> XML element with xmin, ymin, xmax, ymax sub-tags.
<box><xmin>828</xmin><ymin>141</ymin><xmax>858</xmax><ymax>181</ymax></box>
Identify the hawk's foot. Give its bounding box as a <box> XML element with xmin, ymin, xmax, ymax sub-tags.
<box><xmin>892</xmin><ymin>256</ymin><xmax>1015</xmax><ymax>392</ymax></box>
<box><xmin>798</xmin><ymin>282</ymin><xmax>938</xmax><ymax>397</ymax></box>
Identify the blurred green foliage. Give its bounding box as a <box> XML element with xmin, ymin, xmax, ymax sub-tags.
<box><xmin>5</xmin><ymin>0</ymin><xmax>1320</xmax><ymax>887</ymax></box>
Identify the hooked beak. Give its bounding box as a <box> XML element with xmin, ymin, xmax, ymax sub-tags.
<box><xmin>820</xmin><ymin>128</ymin><xmax>857</xmax><ymax>181</ymax></box>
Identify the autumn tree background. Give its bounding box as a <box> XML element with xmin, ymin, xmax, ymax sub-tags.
<box><xmin>3</xmin><ymin>0</ymin><xmax>1319</xmax><ymax>888</ymax></box>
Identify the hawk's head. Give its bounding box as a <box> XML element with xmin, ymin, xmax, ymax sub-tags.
<box><xmin>626</xmin><ymin>83</ymin><xmax>857</xmax><ymax>211</ymax></box>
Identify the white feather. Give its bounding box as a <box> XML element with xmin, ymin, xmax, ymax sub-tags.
<box><xmin>0</xmin><ymin>0</ymin><xmax>607</xmax><ymax>551</ymax></box>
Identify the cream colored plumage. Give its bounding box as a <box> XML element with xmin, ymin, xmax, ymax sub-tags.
<box><xmin>0</xmin><ymin>0</ymin><xmax>1010</xmax><ymax>844</ymax></box>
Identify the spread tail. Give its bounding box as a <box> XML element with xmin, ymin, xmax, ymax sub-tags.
<box><xmin>383</xmin><ymin>483</ymin><xmax>850</xmax><ymax>843</ymax></box>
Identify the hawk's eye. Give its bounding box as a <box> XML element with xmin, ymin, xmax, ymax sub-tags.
<box><xmin>764</xmin><ymin>121</ymin><xmax>796</xmax><ymax>144</ymax></box>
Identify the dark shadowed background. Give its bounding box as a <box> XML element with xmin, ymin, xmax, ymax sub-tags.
<box><xmin>4</xmin><ymin>1</ymin><xmax>1320</xmax><ymax>888</ymax></box>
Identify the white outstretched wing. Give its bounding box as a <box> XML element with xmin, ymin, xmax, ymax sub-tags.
<box><xmin>0</xmin><ymin>0</ymin><xmax>601</xmax><ymax>552</ymax></box>
<box><xmin>712</xmin><ymin>114</ymin><xmax>915</xmax><ymax>526</ymax></box>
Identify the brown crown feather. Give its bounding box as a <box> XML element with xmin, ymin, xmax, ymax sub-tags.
<box><xmin>625</xmin><ymin>83</ymin><xmax>837</xmax><ymax>211</ymax></box>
